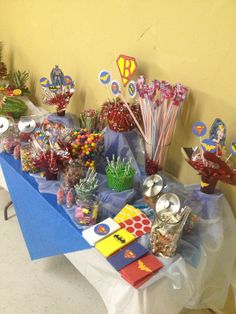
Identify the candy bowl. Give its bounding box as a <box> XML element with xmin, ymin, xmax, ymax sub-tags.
<box><xmin>105</xmin><ymin>156</ymin><xmax>136</xmax><ymax>192</ymax></box>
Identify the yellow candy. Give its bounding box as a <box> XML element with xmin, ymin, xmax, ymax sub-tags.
<box><xmin>0</xmin><ymin>86</ymin><xmax>5</xmax><ymax>91</ymax></box>
<box><xmin>82</xmin><ymin>208</ymin><xmax>89</xmax><ymax>215</ymax></box>
<box><xmin>13</xmin><ymin>89</ymin><xmax>22</xmax><ymax>96</ymax></box>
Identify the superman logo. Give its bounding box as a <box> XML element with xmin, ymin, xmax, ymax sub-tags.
<box><xmin>194</xmin><ymin>125</ymin><xmax>205</xmax><ymax>135</ymax></box>
<box><xmin>94</xmin><ymin>223</ymin><xmax>110</xmax><ymax>235</ymax></box>
<box><xmin>192</xmin><ymin>121</ymin><xmax>207</xmax><ymax>137</ymax></box>
<box><xmin>116</xmin><ymin>55</ymin><xmax>138</xmax><ymax>87</ymax></box>
<box><xmin>124</xmin><ymin>250</ymin><xmax>136</xmax><ymax>259</ymax></box>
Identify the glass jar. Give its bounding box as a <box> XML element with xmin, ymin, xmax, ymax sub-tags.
<box><xmin>20</xmin><ymin>142</ymin><xmax>39</xmax><ymax>173</ymax></box>
<box><xmin>74</xmin><ymin>193</ymin><xmax>100</xmax><ymax>227</ymax></box>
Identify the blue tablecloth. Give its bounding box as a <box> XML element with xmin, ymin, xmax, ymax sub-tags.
<box><xmin>0</xmin><ymin>153</ymin><xmax>90</xmax><ymax>260</ymax></box>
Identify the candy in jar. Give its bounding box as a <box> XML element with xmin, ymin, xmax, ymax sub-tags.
<box><xmin>57</xmin><ymin>187</ymin><xmax>65</xmax><ymax>205</ymax></box>
<box><xmin>66</xmin><ymin>189</ymin><xmax>74</xmax><ymax>208</ymax></box>
<box><xmin>150</xmin><ymin>193</ymin><xmax>191</xmax><ymax>257</ymax></box>
<box><xmin>20</xmin><ymin>142</ymin><xmax>39</xmax><ymax>173</ymax></box>
<box><xmin>0</xmin><ymin>116</ymin><xmax>19</xmax><ymax>154</ymax></box>
<box><xmin>74</xmin><ymin>195</ymin><xmax>99</xmax><ymax>227</ymax></box>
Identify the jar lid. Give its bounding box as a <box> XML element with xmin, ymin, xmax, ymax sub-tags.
<box><xmin>156</xmin><ymin>193</ymin><xmax>181</xmax><ymax>221</ymax></box>
<box><xmin>143</xmin><ymin>174</ymin><xmax>163</xmax><ymax>197</ymax></box>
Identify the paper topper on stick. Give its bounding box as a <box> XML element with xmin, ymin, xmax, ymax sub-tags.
<box><xmin>230</xmin><ymin>141</ymin><xmax>236</xmax><ymax>156</ymax></box>
<box><xmin>111</xmin><ymin>80</ymin><xmax>120</xmax><ymax>96</ymax></box>
<box><xmin>209</xmin><ymin>118</ymin><xmax>226</xmax><ymax>146</ymax></box>
<box><xmin>192</xmin><ymin>121</ymin><xmax>207</xmax><ymax>137</ymax></box>
<box><xmin>201</xmin><ymin>138</ymin><xmax>216</xmax><ymax>153</ymax></box>
<box><xmin>98</xmin><ymin>70</ymin><xmax>111</xmax><ymax>85</ymax></box>
<box><xmin>116</xmin><ymin>55</ymin><xmax>138</xmax><ymax>87</ymax></box>
<box><xmin>128</xmin><ymin>81</ymin><xmax>137</xmax><ymax>98</ymax></box>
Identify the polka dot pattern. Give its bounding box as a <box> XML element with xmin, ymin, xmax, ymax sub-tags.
<box><xmin>119</xmin><ymin>213</ymin><xmax>151</xmax><ymax>238</ymax></box>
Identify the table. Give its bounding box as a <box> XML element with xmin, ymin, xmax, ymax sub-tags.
<box><xmin>0</xmin><ymin>153</ymin><xmax>236</xmax><ymax>314</ymax></box>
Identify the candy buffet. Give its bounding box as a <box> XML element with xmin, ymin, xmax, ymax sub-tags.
<box><xmin>0</xmin><ymin>48</ymin><xmax>235</xmax><ymax>314</ymax></box>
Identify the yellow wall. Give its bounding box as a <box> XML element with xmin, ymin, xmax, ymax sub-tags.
<box><xmin>0</xmin><ymin>0</ymin><xmax>236</xmax><ymax>213</ymax></box>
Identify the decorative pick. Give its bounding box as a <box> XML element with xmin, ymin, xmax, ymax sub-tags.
<box><xmin>226</xmin><ymin>140</ymin><xmax>236</xmax><ymax>162</ymax></box>
<box><xmin>116</xmin><ymin>54</ymin><xmax>138</xmax><ymax>87</ymax></box>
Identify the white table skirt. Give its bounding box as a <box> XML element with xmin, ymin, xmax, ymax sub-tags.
<box><xmin>65</xmin><ymin>248</ymin><xmax>183</xmax><ymax>314</ymax></box>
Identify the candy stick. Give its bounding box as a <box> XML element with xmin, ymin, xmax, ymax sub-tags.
<box><xmin>119</xmin><ymin>94</ymin><xmax>148</xmax><ymax>142</ymax></box>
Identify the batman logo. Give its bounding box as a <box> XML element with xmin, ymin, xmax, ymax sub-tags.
<box><xmin>101</xmin><ymin>73</ymin><xmax>109</xmax><ymax>82</ymax></box>
<box><xmin>113</xmin><ymin>234</ymin><xmax>126</xmax><ymax>244</ymax></box>
<box><xmin>232</xmin><ymin>143</ymin><xmax>236</xmax><ymax>153</ymax></box>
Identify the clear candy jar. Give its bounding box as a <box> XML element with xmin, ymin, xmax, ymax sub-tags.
<box><xmin>74</xmin><ymin>193</ymin><xmax>100</xmax><ymax>227</ymax></box>
<box><xmin>20</xmin><ymin>142</ymin><xmax>39</xmax><ymax>173</ymax></box>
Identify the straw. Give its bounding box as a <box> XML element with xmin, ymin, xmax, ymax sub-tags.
<box><xmin>124</xmin><ymin>76</ymin><xmax>188</xmax><ymax>170</ymax></box>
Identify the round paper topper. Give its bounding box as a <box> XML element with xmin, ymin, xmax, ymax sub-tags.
<box><xmin>111</xmin><ymin>80</ymin><xmax>120</xmax><ymax>96</ymax></box>
<box><xmin>98</xmin><ymin>70</ymin><xmax>111</xmax><ymax>85</ymax></box>
<box><xmin>230</xmin><ymin>141</ymin><xmax>236</xmax><ymax>156</ymax></box>
<box><xmin>201</xmin><ymin>138</ymin><xmax>216</xmax><ymax>153</ymax></box>
<box><xmin>40</xmin><ymin>77</ymin><xmax>50</xmax><ymax>88</ymax></box>
<box><xmin>94</xmin><ymin>223</ymin><xmax>110</xmax><ymax>235</ymax></box>
<box><xmin>64</xmin><ymin>75</ymin><xmax>73</xmax><ymax>85</ymax></box>
<box><xmin>18</xmin><ymin>118</ymin><xmax>36</xmax><ymax>133</ymax></box>
<box><xmin>192</xmin><ymin>121</ymin><xmax>207</xmax><ymax>137</ymax></box>
<box><xmin>0</xmin><ymin>117</ymin><xmax>10</xmax><ymax>134</ymax></box>
<box><xmin>128</xmin><ymin>81</ymin><xmax>136</xmax><ymax>98</ymax></box>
